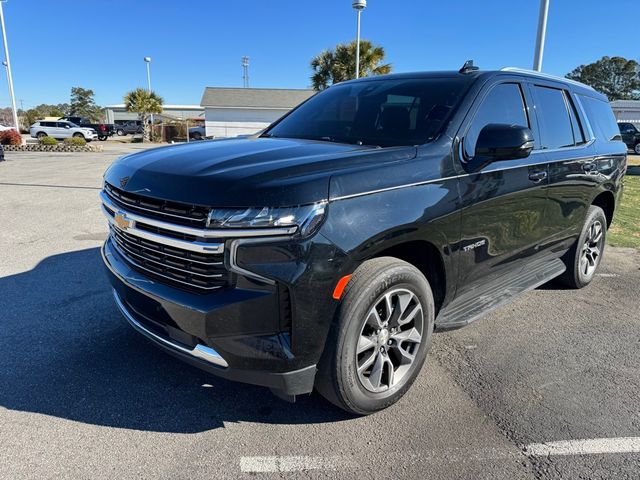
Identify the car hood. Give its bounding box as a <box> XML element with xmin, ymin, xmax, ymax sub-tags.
<box><xmin>104</xmin><ymin>137</ymin><xmax>417</xmax><ymax>207</ymax></box>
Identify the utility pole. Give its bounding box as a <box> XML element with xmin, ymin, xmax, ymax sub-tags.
<box><xmin>0</xmin><ymin>1</ymin><xmax>19</xmax><ymax>131</ymax></box>
<box><xmin>242</xmin><ymin>56</ymin><xmax>249</xmax><ymax>88</ymax></box>
<box><xmin>533</xmin><ymin>0</ymin><xmax>550</xmax><ymax>71</ymax></box>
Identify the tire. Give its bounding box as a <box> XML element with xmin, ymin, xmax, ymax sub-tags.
<box><xmin>73</xmin><ymin>132</ymin><xmax>85</xmax><ymax>140</ymax></box>
<box><xmin>316</xmin><ymin>257</ymin><xmax>435</xmax><ymax>415</ymax></box>
<box><xmin>558</xmin><ymin>205</ymin><xmax>607</xmax><ymax>289</ymax></box>
<box><xmin>192</xmin><ymin>132</ymin><xmax>202</xmax><ymax>140</ymax></box>
<box><xmin>116</xmin><ymin>129</ymin><xmax>125</xmax><ymax>136</ymax></box>
<box><xmin>634</xmin><ymin>142</ymin><xmax>640</xmax><ymax>155</ymax></box>
<box><xmin>36</xmin><ymin>132</ymin><xmax>47</xmax><ymax>139</ymax></box>
<box><xmin>98</xmin><ymin>135</ymin><xmax>107</xmax><ymax>141</ymax></box>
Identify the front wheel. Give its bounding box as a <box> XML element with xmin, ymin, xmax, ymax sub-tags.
<box><xmin>98</xmin><ymin>135</ymin><xmax>107</xmax><ymax>141</ymax></box>
<box><xmin>316</xmin><ymin>257</ymin><xmax>434</xmax><ymax>415</ymax></box>
<box><xmin>116</xmin><ymin>129</ymin><xmax>125</xmax><ymax>136</ymax></box>
<box><xmin>72</xmin><ymin>132</ymin><xmax>85</xmax><ymax>140</ymax></box>
<box><xmin>634</xmin><ymin>142</ymin><xmax>640</xmax><ymax>155</ymax></box>
<box><xmin>559</xmin><ymin>205</ymin><xmax>607</xmax><ymax>288</ymax></box>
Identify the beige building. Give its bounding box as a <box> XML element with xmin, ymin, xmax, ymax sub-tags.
<box><xmin>200</xmin><ymin>87</ymin><xmax>315</xmax><ymax>138</ymax></box>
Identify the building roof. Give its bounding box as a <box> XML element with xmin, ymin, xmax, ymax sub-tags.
<box><xmin>104</xmin><ymin>104</ymin><xmax>203</xmax><ymax>110</ymax></box>
<box><xmin>610</xmin><ymin>100</ymin><xmax>640</xmax><ymax>108</ymax></box>
<box><xmin>200</xmin><ymin>87</ymin><xmax>315</xmax><ymax>109</ymax></box>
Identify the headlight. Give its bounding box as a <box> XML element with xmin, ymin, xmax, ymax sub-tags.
<box><xmin>206</xmin><ymin>202</ymin><xmax>326</xmax><ymax>237</ymax></box>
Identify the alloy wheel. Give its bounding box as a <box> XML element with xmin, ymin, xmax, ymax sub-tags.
<box><xmin>580</xmin><ymin>220</ymin><xmax>604</xmax><ymax>278</ymax></box>
<box><xmin>355</xmin><ymin>288</ymin><xmax>424</xmax><ymax>393</ymax></box>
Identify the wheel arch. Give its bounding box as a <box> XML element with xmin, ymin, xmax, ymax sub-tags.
<box><xmin>365</xmin><ymin>240</ymin><xmax>447</xmax><ymax>315</ymax></box>
<box><xmin>591</xmin><ymin>190</ymin><xmax>616</xmax><ymax>228</ymax></box>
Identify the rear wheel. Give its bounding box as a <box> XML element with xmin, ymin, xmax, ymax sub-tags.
<box><xmin>192</xmin><ymin>132</ymin><xmax>202</xmax><ymax>140</ymax></box>
<box><xmin>559</xmin><ymin>205</ymin><xmax>607</xmax><ymax>288</ymax></box>
<box><xmin>36</xmin><ymin>132</ymin><xmax>47</xmax><ymax>139</ymax></box>
<box><xmin>116</xmin><ymin>129</ymin><xmax>125</xmax><ymax>136</ymax></box>
<box><xmin>98</xmin><ymin>135</ymin><xmax>107</xmax><ymax>141</ymax></box>
<box><xmin>634</xmin><ymin>142</ymin><xmax>640</xmax><ymax>155</ymax></box>
<box><xmin>316</xmin><ymin>257</ymin><xmax>434</xmax><ymax>415</ymax></box>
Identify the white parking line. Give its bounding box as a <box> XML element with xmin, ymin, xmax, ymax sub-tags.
<box><xmin>526</xmin><ymin>437</ymin><xmax>640</xmax><ymax>457</ymax></box>
<box><xmin>240</xmin><ymin>456</ymin><xmax>338</xmax><ymax>473</ymax></box>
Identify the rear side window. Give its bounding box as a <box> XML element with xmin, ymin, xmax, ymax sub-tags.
<box><xmin>464</xmin><ymin>83</ymin><xmax>529</xmax><ymax>158</ymax></box>
<box><xmin>531</xmin><ymin>86</ymin><xmax>575</xmax><ymax>149</ymax></box>
<box><xmin>579</xmin><ymin>95</ymin><xmax>623</xmax><ymax>142</ymax></box>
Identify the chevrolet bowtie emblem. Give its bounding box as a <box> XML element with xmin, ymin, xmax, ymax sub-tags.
<box><xmin>114</xmin><ymin>212</ymin><xmax>132</xmax><ymax>230</ymax></box>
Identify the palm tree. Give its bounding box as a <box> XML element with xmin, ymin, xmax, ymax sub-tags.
<box><xmin>123</xmin><ymin>88</ymin><xmax>163</xmax><ymax>141</ymax></box>
<box><xmin>311</xmin><ymin>40</ymin><xmax>391</xmax><ymax>90</ymax></box>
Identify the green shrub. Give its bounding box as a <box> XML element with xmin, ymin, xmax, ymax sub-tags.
<box><xmin>63</xmin><ymin>136</ymin><xmax>86</xmax><ymax>146</ymax></box>
<box><xmin>39</xmin><ymin>136</ymin><xmax>58</xmax><ymax>145</ymax></box>
<box><xmin>0</xmin><ymin>129</ymin><xmax>22</xmax><ymax>145</ymax></box>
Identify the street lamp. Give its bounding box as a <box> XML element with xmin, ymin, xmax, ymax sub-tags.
<box><xmin>144</xmin><ymin>56</ymin><xmax>154</xmax><ymax>130</ymax></box>
<box><xmin>533</xmin><ymin>0</ymin><xmax>550</xmax><ymax>71</ymax></box>
<box><xmin>352</xmin><ymin>0</ymin><xmax>366</xmax><ymax>79</ymax></box>
<box><xmin>0</xmin><ymin>1</ymin><xmax>19</xmax><ymax>131</ymax></box>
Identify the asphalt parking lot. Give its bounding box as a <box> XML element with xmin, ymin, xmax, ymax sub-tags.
<box><xmin>1</xmin><ymin>150</ymin><xmax>639</xmax><ymax>479</ymax></box>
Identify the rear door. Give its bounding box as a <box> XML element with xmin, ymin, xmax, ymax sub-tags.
<box><xmin>528</xmin><ymin>83</ymin><xmax>596</xmax><ymax>252</ymax></box>
<box><xmin>455</xmin><ymin>79</ymin><xmax>550</xmax><ymax>294</ymax></box>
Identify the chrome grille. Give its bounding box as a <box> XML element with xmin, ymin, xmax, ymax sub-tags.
<box><xmin>109</xmin><ymin>225</ymin><xmax>229</xmax><ymax>291</ymax></box>
<box><xmin>104</xmin><ymin>182</ymin><xmax>209</xmax><ymax>227</ymax></box>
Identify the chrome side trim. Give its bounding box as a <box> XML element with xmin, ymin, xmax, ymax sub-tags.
<box><xmin>113</xmin><ymin>289</ymin><xmax>229</xmax><ymax>368</ymax></box>
<box><xmin>330</xmin><ymin>174</ymin><xmax>464</xmax><ymax>202</ymax></box>
<box><xmin>102</xmin><ymin>204</ymin><xmax>224</xmax><ymax>254</ymax></box>
<box><xmin>100</xmin><ymin>190</ymin><xmax>298</xmax><ymax>239</ymax></box>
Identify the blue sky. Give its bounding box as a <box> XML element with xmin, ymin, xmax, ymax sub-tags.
<box><xmin>1</xmin><ymin>0</ymin><xmax>638</xmax><ymax>109</ymax></box>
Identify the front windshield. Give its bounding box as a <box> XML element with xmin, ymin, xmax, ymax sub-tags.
<box><xmin>265</xmin><ymin>77</ymin><xmax>471</xmax><ymax>148</ymax></box>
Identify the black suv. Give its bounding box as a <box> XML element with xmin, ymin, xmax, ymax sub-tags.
<box><xmin>101</xmin><ymin>65</ymin><xmax>626</xmax><ymax>414</ymax></box>
<box><xmin>618</xmin><ymin>122</ymin><xmax>640</xmax><ymax>154</ymax></box>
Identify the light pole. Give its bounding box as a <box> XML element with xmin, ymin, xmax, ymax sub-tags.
<box><xmin>242</xmin><ymin>56</ymin><xmax>249</xmax><ymax>88</ymax></box>
<box><xmin>0</xmin><ymin>1</ymin><xmax>19</xmax><ymax>131</ymax></box>
<box><xmin>352</xmin><ymin>0</ymin><xmax>366</xmax><ymax>79</ymax></box>
<box><xmin>533</xmin><ymin>0</ymin><xmax>550</xmax><ymax>71</ymax></box>
<box><xmin>144</xmin><ymin>56</ymin><xmax>154</xmax><ymax>132</ymax></box>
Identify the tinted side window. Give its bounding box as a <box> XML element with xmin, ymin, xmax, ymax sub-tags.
<box><xmin>464</xmin><ymin>83</ymin><xmax>528</xmax><ymax>158</ymax></box>
<box><xmin>42</xmin><ymin>122</ymin><xmax>54</xmax><ymax>127</ymax></box>
<box><xmin>578</xmin><ymin>94</ymin><xmax>621</xmax><ymax>142</ymax></box>
<box><xmin>532</xmin><ymin>86</ymin><xmax>574</xmax><ymax>149</ymax></box>
<box><xmin>566</xmin><ymin>94</ymin><xmax>586</xmax><ymax>144</ymax></box>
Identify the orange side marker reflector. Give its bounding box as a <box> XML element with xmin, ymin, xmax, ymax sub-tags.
<box><xmin>332</xmin><ymin>274</ymin><xmax>352</xmax><ymax>300</ymax></box>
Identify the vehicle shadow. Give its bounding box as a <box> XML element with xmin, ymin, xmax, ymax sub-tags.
<box><xmin>0</xmin><ymin>248</ymin><xmax>351</xmax><ymax>433</ymax></box>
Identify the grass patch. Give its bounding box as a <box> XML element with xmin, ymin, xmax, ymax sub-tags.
<box><xmin>608</xmin><ymin>175</ymin><xmax>640</xmax><ymax>249</ymax></box>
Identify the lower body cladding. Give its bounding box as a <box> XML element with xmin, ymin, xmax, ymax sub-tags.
<box><xmin>102</xmin><ymin>233</ymin><xmax>348</xmax><ymax>399</ymax></box>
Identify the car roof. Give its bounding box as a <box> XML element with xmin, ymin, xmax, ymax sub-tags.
<box><xmin>337</xmin><ymin>67</ymin><xmax>606</xmax><ymax>101</ymax></box>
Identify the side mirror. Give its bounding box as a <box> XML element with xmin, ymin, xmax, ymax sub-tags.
<box><xmin>466</xmin><ymin>124</ymin><xmax>534</xmax><ymax>171</ymax></box>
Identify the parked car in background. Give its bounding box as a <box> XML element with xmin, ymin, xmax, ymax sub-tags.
<box><xmin>101</xmin><ymin>65</ymin><xmax>626</xmax><ymax>414</ymax></box>
<box><xmin>59</xmin><ymin>116</ymin><xmax>114</xmax><ymax>141</ymax></box>
<box><xmin>188</xmin><ymin>125</ymin><xmax>206</xmax><ymax>140</ymax></box>
<box><xmin>618</xmin><ymin>122</ymin><xmax>640</xmax><ymax>154</ymax></box>
<box><xmin>30</xmin><ymin>120</ymin><xmax>98</xmax><ymax>141</ymax></box>
<box><xmin>115</xmin><ymin>121</ymin><xmax>143</xmax><ymax>136</ymax></box>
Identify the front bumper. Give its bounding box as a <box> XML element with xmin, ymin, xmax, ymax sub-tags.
<box><xmin>102</xmin><ymin>228</ymin><xmax>348</xmax><ymax>396</ymax></box>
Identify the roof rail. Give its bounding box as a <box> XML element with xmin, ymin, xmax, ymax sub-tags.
<box><xmin>500</xmin><ymin>67</ymin><xmax>595</xmax><ymax>91</ymax></box>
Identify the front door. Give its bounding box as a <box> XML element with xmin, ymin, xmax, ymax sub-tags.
<box><xmin>455</xmin><ymin>80</ymin><xmax>549</xmax><ymax>294</ymax></box>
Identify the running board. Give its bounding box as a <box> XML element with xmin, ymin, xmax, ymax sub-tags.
<box><xmin>435</xmin><ymin>258</ymin><xmax>566</xmax><ymax>331</ymax></box>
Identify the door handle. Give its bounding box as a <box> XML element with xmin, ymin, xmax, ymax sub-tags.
<box><xmin>528</xmin><ymin>171</ymin><xmax>547</xmax><ymax>183</ymax></box>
